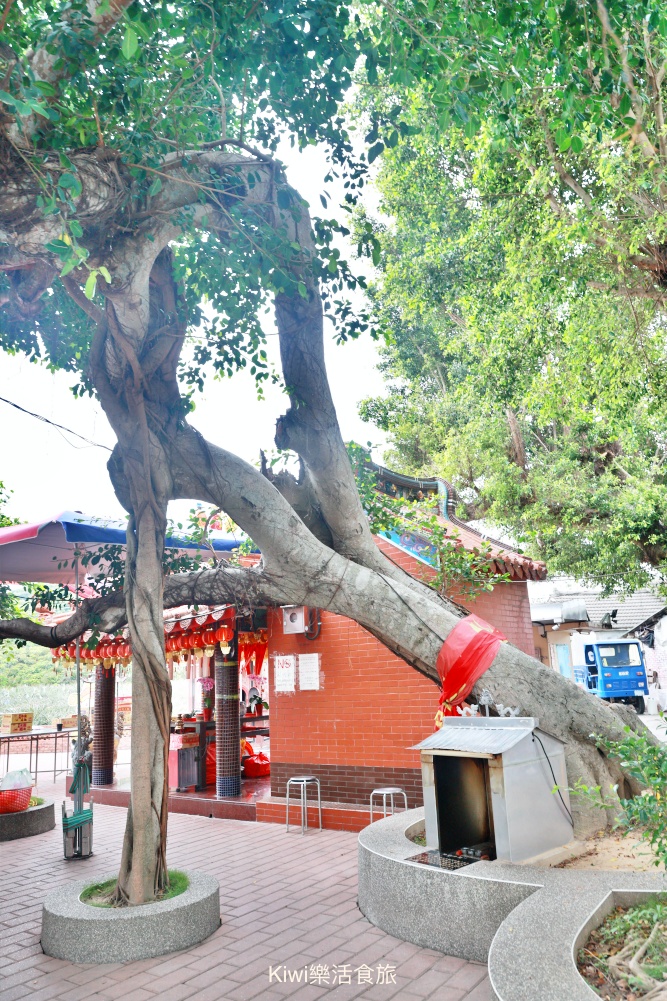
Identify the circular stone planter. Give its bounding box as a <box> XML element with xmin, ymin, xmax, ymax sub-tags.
<box><xmin>41</xmin><ymin>869</ymin><xmax>220</xmax><ymax>963</ymax></box>
<box><xmin>359</xmin><ymin>809</ymin><xmax>667</xmax><ymax>1001</ymax></box>
<box><xmin>0</xmin><ymin>800</ymin><xmax>55</xmax><ymax>841</ymax></box>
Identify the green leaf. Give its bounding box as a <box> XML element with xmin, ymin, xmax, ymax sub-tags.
<box><xmin>84</xmin><ymin>272</ymin><xmax>98</xmax><ymax>300</ymax></box>
<box><xmin>27</xmin><ymin>99</ymin><xmax>50</xmax><ymax>118</ymax></box>
<box><xmin>464</xmin><ymin>116</ymin><xmax>480</xmax><ymax>139</ymax></box>
<box><xmin>0</xmin><ymin>91</ymin><xmax>32</xmax><ymax>116</ymax></box>
<box><xmin>45</xmin><ymin>239</ymin><xmax>73</xmax><ymax>260</ymax></box>
<box><xmin>45</xmin><ymin>239</ymin><xmax>71</xmax><ymax>252</ymax></box>
<box><xmin>148</xmin><ymin>177</ymin><xmax>162</xmax><ymax>196</ymax></box>
<box><xmin>59</xmin><ymin>259</ymin><xmax>79</xmax><ymax>278</ymax></box>
<box><xmin>58</xmin><ymin>173</ymin><xmax>82</xmax><ymax>198</ymax></box>
<box><xmin>297</xmin><ymin>281</ymin><xmax>308</xmax><ymax>299</ymax></box>
<box><xmin>570</xmin><ymin>135</ymin><xmax>583</xmax><ymax>154</ymax></box>
<box><xmin>276</xmin><ymin>189</ymin><xmax>292</xmax><ymax>209</ymax></box>
<box><xmin>122</xmin><ymin>26</ymin><xmax>139</xmax><ymax>61</ymax></box>
<box><xmin>69</xmin><ymin>220</ymin><xmax>84</xmax><ymax>239</ymax></box>
<box><xmin>555</xmin><ymin>128</ymin><xmax>571</xmax><ymax>151</ymax></box>
<box><xmin>367</xmin><ymin>142</ymin><xmax>384</xmax><ymax>164</ymax></box>
<box><xmin>33</xmin><ymin>81</ymin><xmax>57</xmax><ymax>96</ymax></box>
<box><xmin>98</xmin><ymin>266</ymin><xmax>111</xmax><ymax>284</ymax></box>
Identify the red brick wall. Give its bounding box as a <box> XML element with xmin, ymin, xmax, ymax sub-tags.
<box><xmin>266</xmin><ymin>540</ymin><xmax>535</xmax><ymax>806</ymax></box>
<box><xmin>374</xmin><ymin>536</ymin><xmax>535</xmax><ymax>657</ymax></box>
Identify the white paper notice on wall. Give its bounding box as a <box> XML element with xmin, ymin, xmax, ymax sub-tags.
<box><xmin>274</xmin><ymin>654</ymin><xmax>296</xmax><ymax>693</ymax></box>
<box><xmin>298</xmin><ymin>653</ymin><xmax>321</xmax><ymax>690</ymax></box>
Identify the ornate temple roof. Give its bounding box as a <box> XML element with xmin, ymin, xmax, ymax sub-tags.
<box><xmin>369</xmin><ymin>461</ymin><xmax>547</xmax><ymax>583</ymax></box>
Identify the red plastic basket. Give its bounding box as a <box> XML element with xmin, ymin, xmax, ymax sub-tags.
<box><xmin>0</xmin><ymin>787</ymin><xmax>32</xmax><ymax>813</ymax></box>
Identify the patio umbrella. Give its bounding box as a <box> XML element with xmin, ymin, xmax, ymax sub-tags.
<box><xmin>0</xmin><ymin>510</ymin><xmax>244</xmax><ymax>585</ymax></box>
<box><xmin>0</xmin><ymin>511</ymin><xmax>245</xmax><ymax>827</ymax></box>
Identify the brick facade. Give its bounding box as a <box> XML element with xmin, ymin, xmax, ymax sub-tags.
<box><xmin>266</xmin><ymin>540</ymin><xmax>536</xmax><ymax>817</ymax></box>
<box><xmin>270</xmin><ymin>761</ymin><xmax>423</xmax><ymax>809</ymax></box>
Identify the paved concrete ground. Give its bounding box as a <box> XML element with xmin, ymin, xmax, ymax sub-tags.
<box><xmin>0</xmin><ymin>804</ymin><xmax>490</xmax><ymax>1001</ymax></box>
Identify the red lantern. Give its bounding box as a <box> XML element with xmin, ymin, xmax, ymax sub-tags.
<box><xmin>67</xmin><ymin>643</ymin><xmax>76</xmax><ymax>658</ymax></box>
<box><xmin>215</xmin><ymin>625</ymin><xmax>233</xmax><ymax>644</ymax></box>
<box><xmin>202</xmin><ymin>629</ymin><xmax>217</xmax><ymax>646</ymax></box>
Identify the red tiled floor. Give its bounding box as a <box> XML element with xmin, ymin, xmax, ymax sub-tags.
<box><xmin>0</xmin><ymin>805</ymin><xmax>490</xmax><ymax>1000</ymax></box>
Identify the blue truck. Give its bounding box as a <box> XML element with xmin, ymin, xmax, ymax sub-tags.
<box><xmin>575</xmin><ymin>640</ymin><xmax>648</xmax><ymax>714</ymax></box>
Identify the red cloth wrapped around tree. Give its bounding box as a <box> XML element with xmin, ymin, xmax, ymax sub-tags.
<box><xmin>434</xmin><ymin>614</ymin><xmax>506</xmax><ymax>730</ymax></box>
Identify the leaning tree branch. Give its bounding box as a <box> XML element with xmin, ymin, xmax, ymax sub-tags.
<box><xmin>596</xmin><ymin>0</ymin><xmax>658</xmax><ymax>163</ymax></box>
<box><xmin>588</xmin><ymin>280</ymin><xmax>667</xmax><ymax>303</ymax></box>
<box><xmin>0</xmin><ymin>559</ymin><xmax>293</xmax><ymax>649</ymax></box>
<box><xmin>0</xmin><ymin>591</ymin><xmax>126</xmax><ymax>645</ymax></box>
<box><xmin>61</xmin><ymin>273</ymin><xmax>105</xmax><ymax>324</ymax></box>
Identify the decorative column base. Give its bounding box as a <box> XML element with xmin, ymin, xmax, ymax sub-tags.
<box><xmin>216</xmin><ymin>775</ymin><xmax>241</xmax><ymax>797</ymax></box>
<box><xmin>92</xmin><ymin>766</ymin><xmax>114</xmax><ymax>786</ymax></box>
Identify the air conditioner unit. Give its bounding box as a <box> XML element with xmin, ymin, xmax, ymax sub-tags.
<box><xmin>282</xmin><ymin>606</ymin><xmax>307</xmax><ymax>634</ymax></box>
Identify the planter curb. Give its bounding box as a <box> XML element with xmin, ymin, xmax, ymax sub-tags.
<box><xmin>358</xmin><ymin>809</ymin><xmax>667</xmax><ymax>1001</ymax></box>
<box><xmin>41</xmin><ymin>869</ymin><xmax>220</xmax><ymax>963</ymax></box>
<box><xmin>0</xmin><ymin>801</ymin><xmax>55</xmax><ymax>841</ymax></box>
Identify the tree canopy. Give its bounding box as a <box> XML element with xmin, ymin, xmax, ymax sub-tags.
<box><xmin>0</xmin><ymin>0</ymin><xmax>378</xmax><ymax>379</ymax></box>
<box><xmin>353</xmin><ymin>0</ymin><xmax>667</xmax><ymax>592</ymax></box>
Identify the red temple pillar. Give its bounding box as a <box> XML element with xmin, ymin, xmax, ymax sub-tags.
<box><xmin>92</xmin><ymin>663</ymin><xmax>115</xmax><ymax>786</ymax></box>
<box><xmin>215</xmin><ymin>642</ymin><xmax>240</xmax><ymax>797</ymax></box>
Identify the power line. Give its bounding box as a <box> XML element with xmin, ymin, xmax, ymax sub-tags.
<box><xmin>0</xmin><ymin>395</ymin><xmax>112</xmax><ymax>451</ymax></box>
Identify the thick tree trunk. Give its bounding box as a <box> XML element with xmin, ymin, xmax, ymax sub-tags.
<box><xmin>114</xmin><ymin>508</ymin><xmax>171</xmax><ymax>903</ymax></box>
<box><xmin>88</xmin><ymin>254</ymin><xmax>184</xmax><ymax>905</ymax></box>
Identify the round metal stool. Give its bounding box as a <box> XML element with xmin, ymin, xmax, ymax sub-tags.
<box><xmin>369</xmin><ymin>786</ymin><xmax>408</xmax><ymax>823</ymax></box>
<box><xmin>286</xmin><ymin>775</ymin><xmax>322</xmax><ymax>834</ymax></box>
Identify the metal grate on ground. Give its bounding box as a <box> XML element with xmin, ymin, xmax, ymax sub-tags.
<box><xmin>407</xmin><ymin>849</ymin><xmax>477</xmax><ymax>871</ymax></box>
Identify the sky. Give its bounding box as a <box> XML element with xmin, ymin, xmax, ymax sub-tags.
<box><xmin>0</xmin><ymin>141</ymin><xmax>389</xmax><ymax>526</ymax></box>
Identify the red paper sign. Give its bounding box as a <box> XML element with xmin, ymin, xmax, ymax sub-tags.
<box><xmin>434</xmin><ymin>614</ymin><xmax>506</xmax><ymax>729</ymax></box>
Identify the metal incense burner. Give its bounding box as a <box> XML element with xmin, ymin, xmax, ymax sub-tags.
<box><xmin>413</xmin><ymin>716</ymin><xmax>573</xmax><ymax>865</ymax></box>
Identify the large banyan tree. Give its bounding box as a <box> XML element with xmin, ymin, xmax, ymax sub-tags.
<box><xmin>0</xmin><ymin>0</ymin><xmax>648</xmax><ymax>903</ymax></box>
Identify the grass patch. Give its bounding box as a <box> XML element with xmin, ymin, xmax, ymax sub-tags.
<box><xmin>409</xmin><ymin>831</ymin><xmax>427</xmax><ymax>847</ymax></box>
<box><xmin>578</xmin><ymin>896</ymin><xmax>667</xmax><ymax>998</ymax></box>
<box><xmin>28</xmin><ymin>796</ymin><xmax>44</xmax><ymax>807</ymax></box>
<box><xmin>81</xmin><ymin>870</ymin><xmax>189</xmax><ymax>908</ymax></box>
